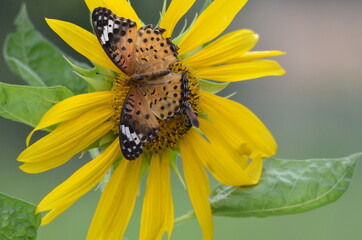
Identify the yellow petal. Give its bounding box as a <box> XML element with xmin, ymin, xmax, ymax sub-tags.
<box><xmin>140</xmin><ymin>153</ymin><xmax>174</xmax><ymax>240</ymax></box>
<box><xmin>178</xmin><ymin>0</ymin><xmax>248</xmax><ymax>55</ymax></box>
<box><xmin>46</xmin><ymin>18</ymin><xmax>120</xmax><ymax>73</ymax></box>
<box><xmin>194</xmin><ymin>60</ymin><xmax>285</xmax><ymax>82</ymax></box>
<box><xmin>26</xmin><ymin>91</ymin><xmax>114</xmax><ymax>145</ymax></box>
<box><xmin>162</xmin><ymin>153</ymin><xmax>174</xmax><ymax>238</ymax></box>
<box><xmin>200</xmin><ymin>90</ymin><xmax>277</xmax><ymax>158</ymax></box>
<box><xmin>18</xmin><ymin>108</ymin><xmax>114</xmax><ymax>173</ymax></box>
<box><xmin>180</xmin><ymin>136</ymin><xmax>213</xmax><ymax>240</ymax></box>
<box><xmin>227</xmin><ymin>50</ymin><xmax>286</xmax><ymax>63</ymax></box>
<box><xmin>184</xmin><ymin>29</ymin><xmax>258</xmax><ymax>68</ymax></box>
<box><xmin>86</xmin><ymin>157</ymin><xmax>142</xmax><ymax>240</ymax></box>
<box><xmin>40</xmin><ymin>200</ymin><xmax>76</xmax><ymax>225</ymax></box>
<box><xmin>85</xmin><ymin>0</ymin><xmax>141</xmax><ymax>27</ymax></box>
<box><xmin>159</xmin><ymin>0</ymin><xmax>196</xmax><ymax>38</ymax></box>
<box><xmin>245</xmin><ymin>154</ymin><xmax>263</xmax><ymax>183</ymax></box>
<box><xmin>198</xmin><ymin>119</ymin><xmax>261</xmax><ymax>185</ymax></box>
<box><xmin>37</xmin><ymin>139</ymin><xmax>120</xmax><ymax>225</ymax></box>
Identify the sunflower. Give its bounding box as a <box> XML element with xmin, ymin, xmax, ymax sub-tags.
<box><xmin>18</xmin><ymin>0</ymin><xmax>285</xmax><ymax>239</ymax></box>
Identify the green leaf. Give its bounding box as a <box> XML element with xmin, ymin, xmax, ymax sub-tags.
<box><xmin>0</xmin><ymin>193</ymin><xmax>41</xmax><ymax>240</ymax></box>
<box><xmin>169</xmin><ymin>151</ymin><xmax>186</xmax><ymax>189</ymax></box>
<box><xmin>3</xmin><ymin>4</ymin><xmax>88</xmax><ymax>94</ymax></box>
<box><xmin>64</xmin><ymin>57</ymin><xmax>114</xmax><ymax>92</ymax></box>
<box><xmin>0</xmin><ymin>82</ymin><xmax>73</xmax><ymax>127</ymax></box>
<box><xmin>199</xmin><ymin>79</ymin><xmax>229</xmax><ymax>94</ymax></box>
<box><xmin>210</xmin><ymin>153</ymin><xmax>361</xmax><ymax>217</ymax></box>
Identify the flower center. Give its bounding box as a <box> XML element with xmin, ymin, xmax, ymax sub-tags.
<box><xmin>111</xmin><ymin>61</ymin><xmax>199</xmax><ymax>153</ymax></box>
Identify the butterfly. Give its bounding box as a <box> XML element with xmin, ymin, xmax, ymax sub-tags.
<box><xmin>92</xmin><ymin>7</ymin><xmax>199</xmax><ymax>160</ymax></box>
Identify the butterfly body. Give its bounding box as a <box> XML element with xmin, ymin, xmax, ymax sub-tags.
<box><xmin>92</xmin><ymin>7</ymin><xmax>198</xmax><ymax>160</ymax></box>
<box><xmin>128</xmin><ymin>70</ymin><xmax>170</xmax><ymax>82</ymax></box>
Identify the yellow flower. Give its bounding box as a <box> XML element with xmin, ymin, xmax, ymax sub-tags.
<box><xmin>18</xmin><ymin>0</ymin><xmax>285</xmax><ymax>239</ymax></box>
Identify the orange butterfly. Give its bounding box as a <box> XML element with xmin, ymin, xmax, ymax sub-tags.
<box><xmin>92</xmin><ymin>7</ymin><xmax>198</xmax><ymax>160</ymax></box>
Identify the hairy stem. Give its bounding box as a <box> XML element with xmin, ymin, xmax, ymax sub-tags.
<box><xmin>174</xmin><ymin>211</ymin><xmax>195</xmax><ymax>226</ymax></box>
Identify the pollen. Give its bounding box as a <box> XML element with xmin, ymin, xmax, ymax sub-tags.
<box><xmin>111</xmin><ymin>73</ymin><xmax>130</xmax><ymax>133</ymax></box>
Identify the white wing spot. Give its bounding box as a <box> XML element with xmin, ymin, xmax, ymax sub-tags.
<box><xmin>125</xmin><ymin>126</ymin><xmax>132</xmax><ymax>141</ymax></box>
<box><xmin>102</xmin><ymin>28</ymin><xmax>109</xmax><ymax>42</ymax></box>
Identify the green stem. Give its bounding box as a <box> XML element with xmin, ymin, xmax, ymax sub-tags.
<box><xmin>89</xmin><ymin>148</ymin><xmax>111</xmax><ymax>192</ymax></box>
<box><xmin>174</xmin><ymin>211</ymin><xmax>195</xmax><ymax>226</ymax></box>
<box><xmin>89</xmin><ymin>148</ymin><xmax>100</xmax><ymax>158</ymax></box>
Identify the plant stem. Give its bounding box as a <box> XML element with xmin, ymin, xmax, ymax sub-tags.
<box><xmin>174</xmin><ymin>211</ymin><xmax>195</xmax><ymax>225</ymax></box>
<box><xmin>88</xmin><ymin>148</ymin><xmax>112</xmax><ymax>192</ymax></box>
<box><xmin>89</xmin><ymin>148</ymin><xmax>100</xmax><ymax>158</ymax></box>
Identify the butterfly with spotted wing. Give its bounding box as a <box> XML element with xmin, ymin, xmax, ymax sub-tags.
<box><xmin>92</xmin><ymin>7</ymin><xmax>199</xmax><ymax>160</ymax></box>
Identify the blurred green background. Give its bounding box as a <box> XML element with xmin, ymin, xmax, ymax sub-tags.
<box><xmin>1</xmin><ymin>0</ymin><xmax>362</xmax><ymax>239</ymax></box>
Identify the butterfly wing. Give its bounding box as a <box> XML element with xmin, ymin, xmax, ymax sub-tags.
<box><xmin>92</xmin><ymin>8</ymin><xmax>178</xmax><ymax>76</ymax></box>
<box><xmin>92</xmin><ymin>7</ymin><xmax>138</xmax><ymax>75</ymax></box>
<box><xmin>120</xmin><ymin>86</ymin><xmax>160</xmax><ymax>160</ymax></box>
<box><xmin>141</xmin><ymin>73</ymin><xmax>191</xmax><ymax>121</ymax></box>
<box><xmin>133</xmin><ymin>25</ymin><xmax>179</xmax><ymax>75</ymax></box>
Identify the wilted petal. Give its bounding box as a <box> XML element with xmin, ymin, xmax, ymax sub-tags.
<box><xmin>200</xmin><ymin>90</ymin><xmax>277</xmax><ymax>158</ymax></box>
